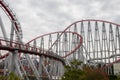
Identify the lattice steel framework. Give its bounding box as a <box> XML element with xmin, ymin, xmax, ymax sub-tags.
<box><xmin>0</xmin><ymin>0</ymin><xmax>120</xmax><ymax>80</ymax></box>
<box><xmin>0</xmin><ymin>0</ymin><xmax>74</xmax><ymax>80</ymax></box>
<box><xmin>59</xmin><ymin>20</ymin><xmax>120</xmax><ymax>75</ymax></box>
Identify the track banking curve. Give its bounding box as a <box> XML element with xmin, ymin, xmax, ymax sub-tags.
<box><xmin>0</xmin><ymin>0</ymin><xmax>23</xmax><ymax>60</ymax></box>
<box><xmin>48</xmin><ymin>19</ymin><xmax>120</xmax><ymax>58</ymax></box>
<box><xmin>0</xmin><ymin>0</ymin><xmax>120</xmax><ymax>78</ymax></box>
<box><xmin>27</xmin><ymin>31</ymin><xmax>83</xmax><ymax>58</ymax></box>
<box><xmin>0</xmin><ymin>38</ymin><xmax>65</xmax><ymax>63</ymax></box>
<box><xmin>0</xmin><ymin>1</ymin><xmax>67</xmax><ymax>79</ymax></box>
<box><xmin>58</xmin><ymin>19</ymin><xmax>120</xmax><ymax>74</ymax></box>
<box><xmin>0</xmin><ymin>0</ymin><xmax>22</xmax><ymax>37</ymax></box>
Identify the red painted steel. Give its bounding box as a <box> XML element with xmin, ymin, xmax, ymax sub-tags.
<box><xmin>0</xmin><ymin>39</ymin><xmax>65</xmax><ymax>63</ymax></box>
<box><xmin>0</xmin><ymin>0</ymin><xmax>20</xmax><ymax>32</ymax></box>
<box><xmin>27</xmin><ymin>31</ymin><xmax>83</xmax><ymax>58</ymax></box>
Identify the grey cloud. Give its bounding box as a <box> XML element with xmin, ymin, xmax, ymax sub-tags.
<box><xmin>2</xmin><ymin>0</ymin><xmax>120</xmax><ymax>42</ymax></box>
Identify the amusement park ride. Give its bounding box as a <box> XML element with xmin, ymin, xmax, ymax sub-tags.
<box><xmin>0</xmin><ymin>0</ymin><xmax>120</xmax><ymax>80</ymax></box>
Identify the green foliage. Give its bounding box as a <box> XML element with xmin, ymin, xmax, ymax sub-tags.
<box><xmin>116</xmin><ymin>74</ymin><xmax>120</xmax><ymax>80</ymax></box>
<box><xmin>108</xmin><ymin>75</ymin><xmax>117</xmax><ymax>80</ymax></box>
<box><xmin>62</xmin><ymin>59</ymin><xmax>86</xmax><ymax>80</ymax></box>
<box><xmin>62</xmin><ymin>59</ymin><xmax>109</xmax><ymax>80</ymax></box>
<box><xmin>83</xmin><ymin>66</ymin><xmax>108</xmax><ymax>80</ymax></box>
<box><xmin>0</xmin><ymin>72</ymin><xmax>21</xmax><ymax>80</ymax></box>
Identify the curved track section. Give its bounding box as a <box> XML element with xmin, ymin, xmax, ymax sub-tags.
<box><xmin>0</xmin><ymin>38</ymin><xmax>65</xmax><ymax>79</ymax></box>
<box><xmin>60</xmin><ymin>19</ymin><xmax>120</xmax><ymax>63</ymax></box>
<box><xmin>0</xmin><ymin>1</ymin><xmax>66</xmax><ymax>80</ymax></box>
<box><xmin>0</xmin><ymin>0</ymin><xmax>120</xmax><ymax>78</ymax></box>
<box><xmin>0</xmin><ymin>31</ymin><xmax>82</xmax><ymax>79</ymax></box>
<box><xmin>0</xmin><ymin>0</ymin><xmax>22</xmax><ymax>38</ymax></box>
<box><xmin>27</xmin><ymin>19</ymin><xmax>120</xmax><ymax>76</ymax></box>
<box><xmin>0</xmin><ymin>39</ymin><xmax>64</xmax><ymax>62</ymax></box>
<box><xmin>53</xmin><ymin>19</ymin><xmax>120</xmax><ymax>75</ymax></box>
<box><xmin>27</xmin><ymin>31</ymin><xmax>82</xmax><ymax>58</ymax></box>
<box><xmin>0</xmin><ymin>0</ymin><xmax>23</xmax><ymax>62</ymax></box>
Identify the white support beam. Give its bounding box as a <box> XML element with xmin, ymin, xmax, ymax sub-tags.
<box><xmin>24</xmin><ymin>54</ymin><xmax>40</xmax><ymax>80</ymax></box>
<box><xmin>0</xmin><ymin>16</ymin><xmax>8</xmax><ymax>40</ymax></box>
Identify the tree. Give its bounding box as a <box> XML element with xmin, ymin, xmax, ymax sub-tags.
<box><xmin>62</xmin><ymin>59</ymin><xmax>109</xmax><ymax>80</ymax></box>
<box><xmin>83</xmin><ymin>66</ymin><xmax>108</xmax><ymax>80</ymax></box>
<box><xmin>116</xmin><ymin>73</ymin><xmax>120</xmax><ymax>80</ymax></box>
<box><xmin>62</xmin><ymin>59</ymin><xmax>86</xmax><ymax>80</ymax></box>
<box><xmin>0</xmin><ymin>72</ymin><xmax>21</xmax><ymax>80</ymax></box>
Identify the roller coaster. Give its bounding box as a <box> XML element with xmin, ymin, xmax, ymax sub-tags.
<box><xmin>0</xmin><ymin>0</ymin><xmax>120</xmax><ymax>80</ymax></box>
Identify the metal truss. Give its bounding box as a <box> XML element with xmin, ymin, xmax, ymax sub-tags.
<box><xmin>1</xmin><ymin>0</ymin><xmax>120</xmax><ymax>79</ymax></box>
<box><xmin>60</xmin><ymin>20</ymin><xmax>120</xmax><ymax>75</ymax></box>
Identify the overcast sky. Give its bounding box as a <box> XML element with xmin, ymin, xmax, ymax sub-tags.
<box><xmin>1</xmin><ymin>0</ymin><xmax>120</xmax><ymax>42</ymax></box>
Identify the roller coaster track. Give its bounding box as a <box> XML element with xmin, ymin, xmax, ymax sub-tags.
<box><xmin>26</xmin><ymin>19</ymin><xmax>120</xmax><ymax>76</ymax></box>
<box><xmin>38</xmin><ymin>19</ymin><xmax>120</xmax><ymax>76</ymax></box>
<box><xmin>0</xmin><ymin>31</ymin><xmax>82</xmax><ymax>80</ymax></box>
<box><xmin>0</xmin><ymin>1</ymin><xmax>82</xmax><ymax>79</ymax></box>
<box><xmin>1</xmin><ymin>0</ymin><xmax>120</xmax><ymax>79</ymax></box>
<box><xmin>0</xmin><ymin>0</ymin><xmax>22</xmax><ymax>38</ymax></box>
<box><xmin>0</xmin><ymin>39</ymin><xmax>64</xmax><ymax>62</ymax></box>
<box><xmin>27</xmin><ymin>31</ymin><xmax>83</xmax><ymax>58</ymax></box>
<box><xmin>0</xmin><ymin>0</ymin><xmax>23</xmax><ymax>65</ymax></box>
<box><xmin>0</xmin><ymin>0</ymin><xmax>76</xmax><ymax>80</ymax></box>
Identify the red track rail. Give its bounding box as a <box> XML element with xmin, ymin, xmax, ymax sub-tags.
<box><xmin>0</xmin><ymin>52</ymin><xmax>8</xmax><ymax>59</ymax></box>
<box><xmin>102</xmin><ymin>58</ymin><xmax>120</xmax><ymax>69</ymax></box>
<box><xmin>0</xmin><ymin>39</ymin><xmax>65</xmax><ymax>63</ymax></box>
<box><xmin>0</xmin><ymin>31</ymin><xmax>82</xmax><ymax>64</ymax></box>
<box><xmin>0</xmin><ymin>0</ymin><xmax>21</xmax><ymax>32</ymax></box>
<box><xmin>0</xmin><ymin>0</ymin><xmax>23</xmax><ymax>60</ymax></box>
<box><xmin>27</xmin><ymin>31</ymin><xmax>83</xmax><ymax>58</ymax></box>
<box><xmin>48</xmin><ymin>19</ymin><xmax>120</xmax><ymax>58</ymax></box>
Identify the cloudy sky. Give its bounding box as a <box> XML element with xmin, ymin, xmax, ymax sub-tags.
<box><xmin>1</xmin><ymin>0</ymin><xmax>120</xmax><ymax>42</ymax></box>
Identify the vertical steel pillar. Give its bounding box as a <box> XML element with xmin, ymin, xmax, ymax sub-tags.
<box><xmin>87</xmin><ymin>21</ymin><xmax>94</xmax><ymax>60</ymax></box>
<box><xmin>109</xmin><ymin>24</ymin><xmax>115</xmax><ymax>62</ymax></box>
<box><xmin>39</xmin><ymin>56</ymin><xmax>43</xmax><ymax>80</ymax></box>
<box><xmin>18</xmin><ymin>59</ymin><xmax>29</xmax><ymax>80</ymax></box>
<box><xmin>10</xmin><ymin>50</ymin><xmax>23</xmax><ymax>79</ymax></box>
<box><xmin>108</xmin><ymin>24</ymin><xmax>115</xmax><ymax>75</ymax></box>
<box><xmin>57</xmin><ymin>33</ymin><xmax>61</xmax><ymax>56</ymax></box>
<box><xmin>0</xmin><ymin>16</ymin><xmax>9</xmax><ymax>75</ymax></box>
<box><xmin>0</xmin><ymin>17</ymin><xmax>8</xmax><ymax>40</ymax></box>
<box><xmin>80</xmin><ymin>21</ymin><xmax>86</xmax><ymax>62</ymax></box>
<box><xmin>115</xmin><ymin>26</ymin><xmax>119</xmax><ymax>60</ymax></box>
<box><xmin>7</xmin><ymin>22</ymin><xmax>15</xmax><ymax>73</ymax></box>
<box><xmin>62</xmin><ymin>32</ymin><xmax>68</xmax><ymax>57</ymax></box>
<box><xmin>102</xmin><ymin>22</ymin><xmax>108</xmax><ymax>63</ymax></box>
<box><xmin>72</xmin><ymin>24</ymin><xmax>78</xmax><ymax>59</ymax></box>
<box><xmin>10</xmin><ymin>51</ymin><xmax>17</xmax><ymax>72</ymax></box>
<box><xmin>24</xmin><ymin>54</ymin><xmax>40</xmax><ymax>80</ymax></box>
<box><xmin>41</xmin><ymin>56</ymin><xmax>51</xmax><ymax>79</ymax></box>
<box><xmin>48</xmin><ymin>34</ymin><xmax>52</xmax><ymax>50</ymax></box>
<box><xmin>49</xmin><ymin>59</ymin><xmax>54</xmax><ymax>78</ymax></box>
<box><xmin>14</xmin><ymin>52</ymin><xmax>23</xmax><ymax>78</ymax></box>
<box><xmin>94</xmin><ymin>22</ymin><xmax>102</xmax><ymax>62</ymax></box>
<box><xmin>57</xmin><ymin>61</ymin><xmax>61</xmax><ymax>78</ymax></box>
